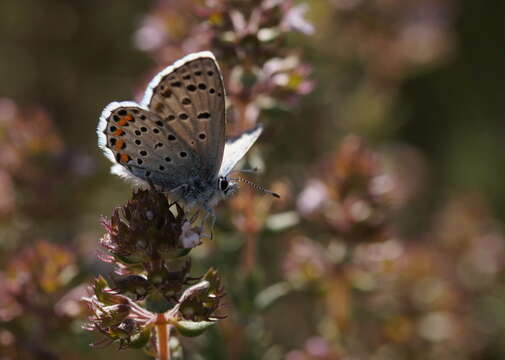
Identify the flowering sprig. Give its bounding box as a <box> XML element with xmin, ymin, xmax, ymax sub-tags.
<box><xmin>135</xmin><ymin>0</ymin><xmax>314</xmax><ymax>130</ymax></box>
<box><xmin>297</xmin><ymin>135</ymin><xmax>397</xmax><ymax>242</ymax></box>
<box><xmin>84</xmin><ymin>190</ymin><xmax>225</xmax><ymax>359</ymax></box>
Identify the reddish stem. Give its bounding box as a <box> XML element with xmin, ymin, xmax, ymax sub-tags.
<box><xmin>156</xmin><ymin>314</ymin><xmax>170</xmax><ymax>360</ymax></box>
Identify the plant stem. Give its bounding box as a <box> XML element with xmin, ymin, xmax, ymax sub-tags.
<box><xmin>242</xmin><ymin>232</ymin><xmax>257</xmax><ymax>274</ymax></box>
<box><xmin>156</xmin><ymin>313</ymin><xmax>170</xmax><ymax>360</ymax></box>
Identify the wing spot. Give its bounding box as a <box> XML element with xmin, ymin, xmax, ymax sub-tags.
<box><xmin>187</xmin><ymin>84</ymin><xmax>197</xmax><ymax>92</ymax></box>
<box><xmin>171</xmin><ymin>81</ymin><xmax>182</xmax><ymax>87</ymax></box>
<box><xmin>179</xmin><ymin>113</ymin><xmax>189</xmax><ymax>120</ymax></box>
<box><xmin>117</xmin><ymin>110</ymin><xmax>127</xmax><ymax>116</ymax></box>
<box><xmin>168</xmin><ymin>134</ymin><xmax>176</xmax><ymax>141</ymax></box>
<box><xmin>117</xmin><ymin>116</ymin><xmax>128</xmax><ymax>126</ymax></box>
<box><xmin>165</xmin><ymin>157</ymin><xmax>172</xmax><ymax>162</ymax></box>
<box><xmin>183</xmin><ymin>75</ymin><xmax>191</xmax><ymax>80</ymax></box>
<box><xmin>198</xmin><ymin>133</ymin><xmax>206</xmax><ymax>140</ymax></box>
<box><xmin>179</xmin><ymin>151</ymin><xmax>187</xmax><ymax>158</ymax></box>
<box><xmin>119</xmin><ymin>154</ymin><xmax>130</xmax><ymax>163</ymax></box>
<box><xmin>117</xmin><ymin>115</ymin><xmax>132</xmax><ymax>126</ymax></box>
<box><xmin>207</xmin><ymin>71</ymin><xmax>214</xmax><ymax>76</ymax></box>
<box><xmin>153</xmin><ymin>128</ymin><xmax>160</xmax><ymax>134</ymax></box>
<box><xmin>109</xmin><ymin>126</ymin><xmax>117</xmax><ymax>132</ymax></box>
<box><xmin>159</xmin><ymin>165</ymin><xmax>165</xmax><ymax>171</ymax></box>
<box><xmin>132</xmin><ymin>109</ymin><xmax>140</xmax><ymax>114</ymax></box>
<box><xmin>140</xmin><ymin>150</ymin><xmax>147</xmax><ymax>156</ymax></box>
<box><xmin>135</xmin><ymin>140</ymin><xmax>141</xmax><ymax>145</ymax></box>
<box><xmin>110</xmin><ymin>138</ymin><xmax>117</xmax><ymax>146</ymax></box>
<box><xmin>140</xmin><ymin>127</ymin><xmax>148</xmax><ymax>132</ymax></box>
<box><xmin>112</xmin><ymin>129</ymin><xmax>125</xmax><ymax>136</ymax></box>
<box><xmin>161</xmin><ymin>88</ymin><xmax>172</xmax><ymax>98</ymax></box>
<box><xmin>195</xmin><ymin>71</ymin><xmax>202</xmax><ymax>76</ymax></box>
<box><xmin>197</xmin><ymin>112</ymin><xmax>211</xmax><ymax>119</ymax></box>
<box><xmin>137</xmin><ymin>159</ymin><xmax>143</xmax><ymax>165</ymax></box>
<box><xmin>209</xmin><ymin>88</ymin><xmax>216</xmax><ymax>94</ymax></box>
<box><xmin>140</xmin><ymin>115</ymin><xmax>146</xmax><ymax>120</ymax></box>
<box><xmin>182</xmin><ymin>98</ymin><xmax>191</xmax><ymax>105</ymax></box>
<box><xmin>145</xmin><ymin>171</ymin><xmax>151</xmax><ymax>177</ymax></box>
<box><xmin>155</xmin><ymin>121</ymin><xmax>164</xmax><ymax>127</ymax></box>
<box><xmin>114</xmin><ymin>139</ymin><xmax>126</xmax><ymax>150</ymax></box>
<box><xmin>217</xmin><ymin>92</ymin><xmax>222</xmax><ymax>97</ymax></box>
<box><xmin>198</xmin><ymin>83</ymin><xmax>207</xmax><ymax>90</ymax></box>
<box><xmin>167</xmin><ymin>115</ymin><xmax>176</xmax><ymax>121</ymax></box>
<box><xmin>135</xmin><ymin>130</ymin><xmax>141</xmax><ymax>136</ymax></box>
<box><xmin>113</xmin><ymin>115</ymin><xmax>120</xmax><ymax>122</ymax></box>
<box><xmin>155</xmin><ymin>142</ymin><xmax>163</xmax><ymax>149</ymax></box>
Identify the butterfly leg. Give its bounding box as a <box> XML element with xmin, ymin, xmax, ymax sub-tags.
<box><xmin>163</xmin><ymin>184</ymin><xmax>188</xmax><ymax>205</ymax></box>
<box><xmin>200</xmin><ymin>205</ymin><xmax>216</xmax><ymax>240</ymax></box>
<box><xmin>146</xmin><ymin>177</ymin><xmax>157</xmax><ymax>192</ymax></box>
<box><xmin>209</xmin><ymin>213</ymin><xmax>216</xmax><ymax>240</ymax></box>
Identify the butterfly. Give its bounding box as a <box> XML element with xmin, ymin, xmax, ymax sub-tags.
<box><xmin>97</xmin><ymin>51</ymin><xmax>278</xmax><ymax>226</ymax></box>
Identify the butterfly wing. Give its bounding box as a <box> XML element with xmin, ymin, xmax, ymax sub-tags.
<box><xmin>218</xmin><ymin>124</ymin><xmax>263</xmax><ymax>177</ymax></box>
<box><xmin>142</xmin><ymin>51</ymin><xmax>226</xmax><ymax>182</ymax></box>
<box><xmin>97</xmin><ymin>101</ymin><xmax>204</xmax><ymax>190</ymax></box>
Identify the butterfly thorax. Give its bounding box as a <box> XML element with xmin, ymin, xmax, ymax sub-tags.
<box><xmin>172</xmin><ymin>175</ymin><xmax>235</xmax><ymax>211</ymax></box>
<box><xmin>177</xmin><ymin>176</ymin><xmax>218</xmax><ymax>207</ymax></box>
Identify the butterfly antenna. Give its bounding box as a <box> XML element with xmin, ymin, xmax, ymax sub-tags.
<box><xmin>229</xmin><ymin>177</ymin><xmax>280</xmax><ymax>198</ymax></box>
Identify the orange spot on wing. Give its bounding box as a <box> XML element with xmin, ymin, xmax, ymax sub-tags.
<box><xmin>117</xmin><ymin>115</ymin><xmax>133</xmax><ymax>126</ymax></box>
<box><xmin>119</xmin><ymin>154</ymin><xmax>130</xmax><ymax>163</ymax></box>
<box><xmin>114</xmin><ymin>139</ymin><xmax>125</xmax><ymax>150</ymax></box>
<box><xmin>112</xmin><ymin>129</ymin><xmax>125</xmax><ymax>136</ymax></box>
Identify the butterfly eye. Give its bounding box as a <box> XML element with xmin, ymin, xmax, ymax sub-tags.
<box><xmin>219</xmin><ymin>178</ymin><xmax>229</xmax><ymax>192</ymax></box>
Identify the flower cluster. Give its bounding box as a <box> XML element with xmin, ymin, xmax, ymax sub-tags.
<box><xmin>329</xmin><ymin>0</ymin><xmax>454</xmax><ymax>83</ymax></box>
<box><xmin>282</xmin><ymin>136</ymin><xmax>505</xmax><ymax>359</ymax></box>
<box><xmin>84</xmin><ymin>190</ymin><xmax>225</xmax><ymax>357</ymax></box>
<box><xmin>135</xmin><ymin>0</ymin><xmax>313</xmax><ymax>131</ymax></box>
<box><xmin>0</xmin><ymin>241</ymin><xmax>81</xmax><ymax>359</ymax></box>
<box><xmin>297</xmin><ymin>135</ymin><xmax>398</xmax><ymax>242</ymax></box>
<box><xmin>99</xmin><ymin>190</ymin><xmax>194</xmax><ymax>268</ymax></box>
<box><xmin>0</xmin><ymin>98</ymin><xmax>63</xmax><ymax>219</ymax></box>
<box><xmin>0</xmin><ymin>241</ymin><xmax>77</xmax><ymax>322</ymax></box>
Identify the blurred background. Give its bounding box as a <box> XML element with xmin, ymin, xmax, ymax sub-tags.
<box><xmin>1</xmin><ymin>0</ymin><xmax>505</xmax><ymax>359</ymax></box>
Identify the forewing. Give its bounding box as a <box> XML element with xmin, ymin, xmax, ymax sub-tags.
<box><xmin>218</xmin><ymin>124</ymin><xmax>263</xmax><ymax>177</ymax></box>
<box><xmin>142</xmin><ymin>51</ymin><xmax>226</xmax><ymax>181</ymax></box>
<box><xmin>97</xmin><ymin>102</ymin><xmax>201</xmax><ymax>190</ymax></box>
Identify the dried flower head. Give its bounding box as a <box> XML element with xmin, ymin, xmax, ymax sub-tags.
<box><xmin>99</xmin><ymin>189</ymin><xmax>197</xmax><ymax>268</ymax></box>
<box><xmin>85</xmin><ymin>190</ymin><xmax>226</xmax><ymax>357</ymax></box>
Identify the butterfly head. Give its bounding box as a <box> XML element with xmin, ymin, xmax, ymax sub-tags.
<box><xmin>218</xmin><ymin>176</ymin><xmax>238</xmax><ymax>199</ymax></box>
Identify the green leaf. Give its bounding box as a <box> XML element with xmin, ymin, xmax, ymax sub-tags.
<box><xmin>129</xmin><ymin>327</ymin><xmax>152</xmax><ymax>349</ymax></box>
<box><xmin>255</xmin><ymin>282</ymin><xmax>292</xmax><ymax>310</ymax></box>
<box><xmin>115</xmin><ymin>253</ymin><xmax>144</xmax><ymax>265</ymax></box>
<box><xmin>176</xmin><ymin>248</ymin><xmax>191</xmax><ymax>257</ymax></box>
<box><xmin>145</xmin><ymin>291</ymin><xmax>172</xmax><ymax>313</ymax></box>
<box><xmin>174</xmin><ymin>320</ymin><xmax>216</xmax><ymax>337</ymax></box>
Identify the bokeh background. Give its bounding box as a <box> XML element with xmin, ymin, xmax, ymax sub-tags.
<box><xmin>1</xmin><ymin>0</ymin><xmax>505</xmax><ymax>359</ymax></box>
